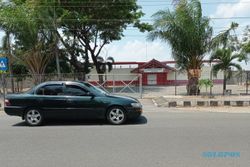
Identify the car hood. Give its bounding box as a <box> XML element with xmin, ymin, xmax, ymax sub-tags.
<box><xmin>106</xmin><ymin>94</ymin><xmax>139</xmax><ymax>103</ymax></box>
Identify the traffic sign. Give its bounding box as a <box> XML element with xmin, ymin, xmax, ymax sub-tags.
<box><xmin>0</xmin><ymin>57</ymin><xmax>8</xmax><ymax>71</ymax></box>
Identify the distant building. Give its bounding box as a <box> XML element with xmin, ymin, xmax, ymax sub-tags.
<box><xmin>88</xmin><ymin>59</ymin><xmax>224</xmax><ymax>86</ymax></box>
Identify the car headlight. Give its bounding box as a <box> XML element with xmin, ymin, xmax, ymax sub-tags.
<box><xmin>131</xmin><ymin>102</ymin><xmax>142</xmax><ymax>108</ymax></box>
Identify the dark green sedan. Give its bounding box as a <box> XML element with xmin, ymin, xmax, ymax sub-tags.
<box><xmin>4</xmin><ymin>81</ymin><xmax>142</xmax><ymax>126</ymax></box>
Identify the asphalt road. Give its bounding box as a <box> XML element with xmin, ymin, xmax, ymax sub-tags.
<box><xmin>0</xmin><ymin>110</ymin><xmax>250</xmax><ymax>167</ymax></box>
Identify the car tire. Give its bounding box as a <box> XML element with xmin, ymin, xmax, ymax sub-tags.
<box><xmin>106</xmin><ymin>106</ymin><xmax>126</xmax><ymax>125</ymax></box>
<box><xmin>25</xmin><ymin>108</ymin><xmax>43</xmax><ymax>126</ymax></box>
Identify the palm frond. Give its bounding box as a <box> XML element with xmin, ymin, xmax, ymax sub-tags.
<box><xmin>228</xmin><ymin>62</ymin><xmax>242</xmax><ymax>71</ymax></box>
<box><xmin>96</xmin><ymin>56</ymin><xmax>104</xmax><ymax>63</ymax></box>
<box><xmin>212</xmin><ymin>63</ymin><xmax>223</xmax><ymax>77</ymax></box>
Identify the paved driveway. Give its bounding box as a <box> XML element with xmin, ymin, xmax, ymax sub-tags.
<box><xmin>0</xmin><ymin>103</ymin><xmax>250</xmax><ymax>167</ymax></box>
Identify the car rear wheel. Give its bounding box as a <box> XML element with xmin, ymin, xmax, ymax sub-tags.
<box><xmin>107</xmin><ymin>107</ymin><xmax>126</xmax><ymax>125</ymax></box>
<box><xmin>25</xmin><ymin>109</ymin><xmax>43</xmax><ymax>126</ymax></box>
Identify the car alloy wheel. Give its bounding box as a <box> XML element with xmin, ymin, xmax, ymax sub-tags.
<box><xmin>107</xmin><ymin>107</ymin><xmax>126</xmax><ymax>125</ymax></box>
<box><xmin>25</xmin><ymin>109</ymin><xmax>43</xmax><ymax>126</ymax></box>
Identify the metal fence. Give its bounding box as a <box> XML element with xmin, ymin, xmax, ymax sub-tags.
<box><xmin>142</xmin><ymin>70</ymin><xmax>250</xmax><ymax>96</ymax></box>
<box><xmin>0</xmin><ymin>71</ymin><xmax>249</xmax><ymax>98</ymax></box>
<box><xmin>86</xmin><ymin>74</ymin><xmax>142</xmax><ymax>98</ymax></box>
<box><xmin>1</xmin><ymin>73</ymin><xmax>143</xmax><ymax>98</ymax></box>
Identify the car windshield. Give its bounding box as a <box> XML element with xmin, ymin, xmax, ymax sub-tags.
<box><xmin>83</xmin><ymin>82</ymin><xmax>109</xmax><ymax>95</ymax></box>
<box><xmin>24</xmin><ymin>86</ymin><xmax>35</xmax><ymax>94</ymax></box>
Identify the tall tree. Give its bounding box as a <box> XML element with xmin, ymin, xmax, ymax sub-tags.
<box><xmin>1</xmin><ymin>31</ymin><xmax>15</xmax><ymax>92</ymax></box>
<box><xmin>210</xmin><ymin>23</ymin><xmax>247</xmax><ymax>95</ymax></box>
<box><xmin>148</xmin><ymin>0</ymin><xmax>213</xmax><ymax>95</ymax></box>
<box><xmin>240</xmin><ymin>26</ymin><xmax>250</xmax><ymax>63</ymax></box>
<box><xmin>0</xmin><ymin>0</ymin><xmax>55</xmax><ymax>84</ymax></box>
<box><xmin>33</xmin><ymin>0</ymin><xmax>151</xmax><ymax>82</ymax></box>
<box><xmin>210</xmin><ymin>49</ymin><xmax>242</xmax><ymax>94</ymax></box>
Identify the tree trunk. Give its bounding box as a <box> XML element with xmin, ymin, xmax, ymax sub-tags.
<box><xmin>187</xmin><ymin>77</ymin><xmax>199</xmax><ymax>95</ymax></box>
<box><xmin>6</xmin><ymin>32</ymin><xmax>15</xmax><ymax>93</ymax></box>
<box><xmin>187</xmin><ymin>69</ymin><xmax>200</xmax><ymax>95</ymax></box>
<box><xmin>77</xmin><ymin>72</ymin><xmax>86</xmax><ymax>81</ymax></box>
<box><xmin>223</xmin><ymin>71</ymin><xmax>227</xmax><ymax>95</ymax></box>
<box><xmin>9</xmin><ymin>65</ymin><xmax>15</xmax><ymax>93</ymax></box>
<box><xmin>98</xmin><ymin>74</ymin><xmax>104</xmax><ymax>85</ymax></box>
<box><xmin>91</xmin><ymin>54</ymin><xmax>104</xmax><ymax>85</ymax></box>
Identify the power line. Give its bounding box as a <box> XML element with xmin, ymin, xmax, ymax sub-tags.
<box><xmin>3</xmin><ymin>1</ymin><xmax>250</xmax><ymax>8</ymax></box>
<box><xmin>4</xmin><ymin>17</ymin><xmax>250</xmax><ymax>22</ymax></box>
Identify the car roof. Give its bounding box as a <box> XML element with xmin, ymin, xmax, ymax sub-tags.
<box><xmin>38</xmin><ymin>81</ymin><xmax>87</xmax><ymax>86</ymax></box>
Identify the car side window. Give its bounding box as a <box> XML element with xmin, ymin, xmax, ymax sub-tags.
<box><xmin>36</xmin><ymin>85</ymin><xmax>63</xmax><ymax>96</ymax></box>
<box><xmin>64</xmin><ymin>85</ymin><xmax>89</xmax><ymax>96</ymax></box>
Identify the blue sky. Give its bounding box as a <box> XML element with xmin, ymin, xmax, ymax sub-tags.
<box><xmin>104</xmin><ymin>0</ymin><xmax>250</xmax><ymax>70</ymax></box>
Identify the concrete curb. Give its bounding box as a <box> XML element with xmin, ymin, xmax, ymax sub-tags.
<box><xmin>153</xmin><ymin>97</ymin><xmax>250</xmax><ymax>108</ymax></box>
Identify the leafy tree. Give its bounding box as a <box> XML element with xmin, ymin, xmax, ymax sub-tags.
<box><xmin>148</xmin><ymin>0</ymin><xmax>212</xmax><ymax>95</ymax></box>
<box><xmin>210</xmin><ymin>49</ymin><xmax>242</xmax><ymax>95</ymax></box>
<box><xmin>35</xmin><ymin>0</ymin><xmax>151</xmax><ymax>82</ymax></box>
<box><xmin>1</xmin><ymin>31</ymin><xmax>15</xmax><ymax>92</ymax></box>
<box><xmin>0</xmin><ymin>0</ymin><xmax>57</xmax><ymax>84</ymax></box>
<box><xmin>1</xmin><ymin>0</ymin><xmax>151</xmax><ymax>83</ymax></box>
<box><xmin>210</xmin><ymin>22</ymin><xmax>246</xmax><ymax>95</ymax></box>
<box><xmin>45</xmin><ymin>54</ymin><xmax>72</xmax><ymax>74</ymax></box>
<box><xmin>211</xmin><ymin>22</ymin><xmax>239</xmax><ymax>50</ymax></box>
<box><xmin>12</xmin><ymin>61</ymin><xmax>28</xmax><ymax>92</ymax></box>
<box><xmin>198</xmin><ymin>79</ymin><xmax>213</xmax><ymax>96</ymax></box>
<box><xmin>240</xmin><ymin>26</ymin><xmax>250</xmax><ymax>63</ymax></box>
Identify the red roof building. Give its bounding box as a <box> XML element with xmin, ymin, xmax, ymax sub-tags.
<box><xmin>130</xmin><ymin>59</ymin><xmax>175</xmax><ymax>85</ymax></box>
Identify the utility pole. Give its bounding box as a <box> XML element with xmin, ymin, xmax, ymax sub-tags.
<box><xmin>6</xmin><ymin>32</ymin><xmax>14</xmax><ymax>93</ymax></box>
<box><xmin>54</xmin><ymin>2</ymin><xmax>61</xmax><ymax>80</ymax></box>
<box><xmin>210</xmin><ymin>63</ymin><xmax>213</xmax><ymax>96</ymax></box>
<box><xmin>246</xmin><ymin>71</ymin><xmax>249</xmax><ymax>95</ymax></box>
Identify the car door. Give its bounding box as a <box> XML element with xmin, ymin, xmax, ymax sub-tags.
<box><xmin>64</xmin><ymin>84</ymin><xmax>105</xmax><ymax>119</ymax></box>
<box><xmin>36</xmin><ymin>84</ymin><xmax>76</xmax><ymax>119</ymax></box>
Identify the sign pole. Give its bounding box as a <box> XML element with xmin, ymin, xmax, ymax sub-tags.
<box><xmin>1</xmin><ymin>73</ymin><xmax>5</xmax><ymax>107</ymax></box>
<box><xmin>0</xmin><ymin>57</ymin><xmax>8</xmax><ymax>107</ymax></box>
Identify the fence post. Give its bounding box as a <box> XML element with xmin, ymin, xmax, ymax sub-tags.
<box><xmin>246</xmin><ymin>71</ymin><xmax>249</xmax><ymax>95</ymax></box>
<box><xmin>175</xmin><ymin>70</ymin><xmax>177</xmax><ymax>96</ymax></box>
<box><xmin>139</xmin><ymin>74</ymin><xmax>142</xmax><ymax>99</ymax></box>
<box><xmin>1</xmin><ymin>73</ymin><xmax>6</xmax><ymax>107</ymax></box>
<box><xmin>112</xmin><ymin>74</ymin><xmax>115</xmax><ymax>93</ymax></box>
<box><xmin>86</xmin><ymin>74</ymin><xmax>89</xmax><ymax>82</ymax></box>
<box><xmin>210</xmin><ymin>65</ymin><xmax>213</xmax><ymax>96</ymax></box>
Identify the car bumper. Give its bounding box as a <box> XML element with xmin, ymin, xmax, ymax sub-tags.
<box><xmin>4</xmin><ymin>106</ymin><xmax>26</xmax><ymax>117</ymax></box>
<box><xmin>126</xmin><ymin>107</ymin><xmax>142</xmax><ymax>119</ymax></box>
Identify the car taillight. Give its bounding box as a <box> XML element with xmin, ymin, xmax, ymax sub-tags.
<box><xmin>5</xmin><ymin>99</ymin><xmax>11</xmax><ymax>106</ymax></box>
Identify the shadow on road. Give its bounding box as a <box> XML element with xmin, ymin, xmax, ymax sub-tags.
<box><xmin>12</xmin><ymin>116</ymin><xmax>147</xmax><ymax>127</ymax></box>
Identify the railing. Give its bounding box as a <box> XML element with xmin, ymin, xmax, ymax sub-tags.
<box><xmin>86</xmin><ymin>74</ymin><xmax>142</xmax><ymax>98</ymax></box>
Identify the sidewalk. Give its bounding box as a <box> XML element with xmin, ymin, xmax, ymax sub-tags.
<box><xmin>139</xmin><ymin>99</ymin><xmax>250</xmax><ymax>113</ymax></box>
<box><xmin>152</xmin><ymin>95</ymin><xmax>250</xmax><ymax>107</ymax></box>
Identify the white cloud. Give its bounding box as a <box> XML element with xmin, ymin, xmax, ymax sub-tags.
<box><xmin>212</xmin><ymin>0</ymin><xmax>250</xmax><ymax>18</ymax></box>
<box><xmin>103</xmin><ymin>40</ymin><xmax>172</xmax><ymax>62</ymax></box>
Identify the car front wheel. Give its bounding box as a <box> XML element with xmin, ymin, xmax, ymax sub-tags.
<box><xmin>25</xmin><ymin>109</ymin><xmax>43</xmax><ymax>126</ymax></box>
<box><xmin>107</xmin><ymin>107</ymin><xmax>126</xmax><ymax>125</ymax></box>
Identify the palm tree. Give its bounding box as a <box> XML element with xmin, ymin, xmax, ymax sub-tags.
<box><xmin>210</xmin><ymin>49</ymin><xmax>242</xmax><ymax>95</ymax></box>
<box><xmin>210</xmin><ymin>22</ymin><xmax>247</xmax><ymax>95</ymax></box>
<box><xmin>148</xmin><ymin>0</ymin><xmax>213</xmax><ymax>95</ymax></box>
<box><xmin>198</xmin><ymin>79</ymin><xmax>213</xmax><ymax>96</ymax></box>
<box><xmin>96</xmin><ymin>56</ymin><xmax>115</xmax><ymax>85</ymax></box>
<box><xmin>240</xmin><ymin>26</ymin><xmax>250</xmax><ymax>63</ymax></box>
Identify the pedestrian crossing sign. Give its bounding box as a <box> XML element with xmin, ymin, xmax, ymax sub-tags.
<box><xmin>0</xmin><ymin>57</ymin><xmax>8</xmax><ymax>71</ymax></box>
